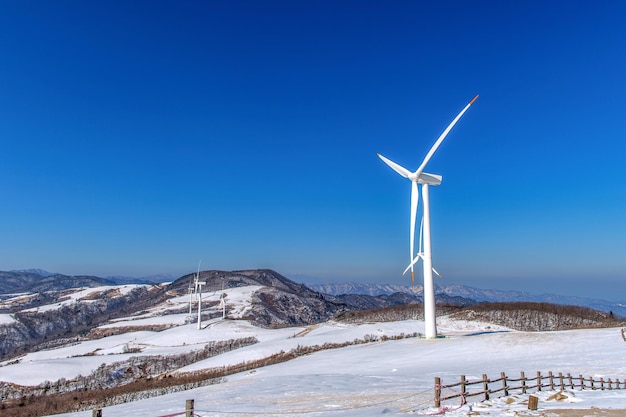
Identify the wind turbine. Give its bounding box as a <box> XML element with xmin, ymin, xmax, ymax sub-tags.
<box><xmin>196</xmin><ymin>276</ymin><xmax>207</xmax><ymax>330</ymax></box>
<box><xmin>219</xmin><ymin>293</ymin><xmax>226</xmax><ymax>319</ymax></box>
<box><xmin>377</xmin><ymin>95</ymin><xmax>478</xmax><ymax>339</ymax></box>
<box><xmin>187</xmin><ymin>280</ymin><xmax>195</xmax><ymax>315</ymax></box>
<box><xmin>192</xmin><ymin>261</ymin><xmax>206</xmax><ymax>330</ymax></box>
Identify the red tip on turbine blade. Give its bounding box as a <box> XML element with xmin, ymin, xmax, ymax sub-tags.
<box><xmin>469</xmin><ymin>95</ymin><xmax>479</xmax><ymax>105</ymax></box>
<box><xmin>411</xmin><ymin>271</ymin><xmax>415</xmax><ymax>283</ymax></box>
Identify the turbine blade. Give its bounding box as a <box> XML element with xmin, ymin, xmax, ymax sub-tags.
<box><xmin>194</xmin><ymin>260</ymin><xmax>201</xmax><ymax>286</ymax></box>
<box><xmin>410</xmin><ymin>181</ymin><xmax>419</xmax><ymax>280</ymax></box>
<box><xmin>377</xmin><ymin>153</ymin><xmax>411</xmax><ymax>179</ymax></box>
<box><xmin>419</xmin><ymin>216</ymin><xmax>424</xmax><ymax>255</ymax></box>
<box><xmin>403</xmin><ymin>253</ymin><xmax>423</xmax><ymax>276</ymax></box>
<box><xmin>414</xmin><ymin>95</ymin><xmax>478</xmax><ymax>176</ymax></box>
<box><xmin>432</xmin><ymin>266</ymin><xmax>442</xmax><ymax>278</ymax></box>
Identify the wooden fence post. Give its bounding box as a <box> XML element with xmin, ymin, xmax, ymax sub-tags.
<box><xmin>92</xmin><ymin>409</ymin><xmax>102</xmax><ymax>417</ymax></box>
<box><xmin>186</xmin><ymin>399</ymin><xmax>194</xmax><ymax>417</ymax></box>
<box><xmin>482</xmin><ymin>374</ymin><xmax>490</xmax><ymax>401</ymax></box>
<box><xmin>559</xmin><ymin>372</ymin><xmax>564</xmax><ymax>390</ymax></box>
<box><xmin>434</xmin><ymin>377</ymin><xmax>441</xmax><ymax>408</ymax></box>
<box><xmin>521</xmin><ymin>371</ymin><xmax>527</xmax><ymax>394</ymax></box>
<box><xmin>528</xmin><ymin>395</ymin><xmax>539</xmax><ymax>411</ymax></box>
<box><xmin>601</xmin><ymin>378</ymin><xmax>605</xmax><ymax>390</ymax></box>
<box><xmin>590</xmin><ymin>376</ymin><xmax>595</xmax><ymax>390</ymax></box>
<box><xmin>501</xmin><ymin>372</ymin><xmax>508</xmax><ymax>396</ymax></box>
<box><xmin>549</xmin><ymin>371</ymin><xmax>554</xmax><ymax>390</ymax></box>
<box><xmin>608</xmin><ymin>378</ymin><xmax>613</xmax><ymax>390</ymax></box>
<box><xmin>580</xmin><ymin>374</ymin><xmax>585</xmax><ymax>390</ymax></box>
<box><xmin>567</xmin><ymin>373</ymin><xmax>573</xmax><ymax>389</ymax></box>
<box><xmin>461</xmin><ymin>375</ymin><xmax>467</xmax><ymax>400</ymax></box>
<box><xmin>537</xmin><ymin>371</ymin><xmax>542</xmax><ymax>392</ymax></box>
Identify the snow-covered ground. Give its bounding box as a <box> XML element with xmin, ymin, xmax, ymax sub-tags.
<box><xmin>37</xmin><ymin>324</ymin><xmax>626</xmax><ymax>417</ymax></box>
<box><xmin>19</xmin><ymin>285</ymin><xmax>146</xmax><ymax>313</ymax></box>
<box><xmin>2</xmin><ymin>283</ymin><xmax>625</xmax><ymax>416</ymax></box>
<box><xmin>0</xmin><ymin>313</ymin><xmax>16</xmax><ymax>325</ymax></box>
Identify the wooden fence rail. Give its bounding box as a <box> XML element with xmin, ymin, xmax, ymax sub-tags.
<box><xmin>435</xmin><ymin>371</ymin><xmax>625</xmax><ymax>407</ymax></box>
<box><xmin>92</xmin><ymin>398</ymin><xmax>196</xmax><ymax>416</ymax></box>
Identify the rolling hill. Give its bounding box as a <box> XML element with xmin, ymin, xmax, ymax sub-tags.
<box><xmin>0</xmin><ymin>268</ymin><xmax>625</xmax><ymax>417</ymax></box>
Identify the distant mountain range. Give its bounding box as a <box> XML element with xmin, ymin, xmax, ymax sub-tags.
<box><xmin>3</xmin><ymin>269</ymin><xmax>625</xmax><ymax>318</ymax></box>
<box><xmin>8</xmin><ymin>269</ymin><xmax>175</xmax><ymax>286</ymax></box>
<box><xmin>307</xmin><ymin>282</ymin><xmax>626</xmax><ymax>317</ymax></box>
<box><xmin>9</xmin><ymin>268</ymin><xmax>58</xmax><ymax>277</ymax></box>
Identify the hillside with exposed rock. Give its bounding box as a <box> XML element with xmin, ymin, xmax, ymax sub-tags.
<box><xmin>0</xmin><ymin>269</ymin><xmax>348</xmax><ymax>360</ymax></box>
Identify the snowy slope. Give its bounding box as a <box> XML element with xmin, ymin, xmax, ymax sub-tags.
<box><xmin>2</xmin><ymin>280</ymin><xmax>626</xmax><ymax>416</ymax></box>
<box><xmin>42</xmin><ymin>325</ymin><xmax>626</xmax><ymax>417</ymax></box>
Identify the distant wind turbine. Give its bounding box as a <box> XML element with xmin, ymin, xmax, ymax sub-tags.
<box><xmin>196</xmin><ymin>277</ymin><xmax>207</xmax><ymax>330</ymax></box>
<box><xmin>189</xmin><ymin>261</ymin><xmax>201</xmax><ymax>315</ymax></box>
<box><xmin>219</xmin><ymin>293</ymin><xmax>226</xmax><ymax>319</ymax></box>
<box><xmin>188</xmin><ymin>281</ymin><xmax>194</xmax><ymax>315</ymax></box>
<box><xmin>377</xmin><ymin>95</ymin><xmax>478</xmax><ymax>339</ymax></box>
<box><xmin>192</xmin><ymin>261</ymin><xmax>207</xmax><ymax>330</ymax></box>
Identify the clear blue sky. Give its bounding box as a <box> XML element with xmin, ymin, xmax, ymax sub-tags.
<box><xmin>1</xmin><ymin>1</ymin><xmax>625</xmax><ymax>301</ymax></box>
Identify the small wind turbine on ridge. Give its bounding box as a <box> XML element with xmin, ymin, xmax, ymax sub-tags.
<box><xmin>188</xmin><ymin>261</ymin><xmax>202</xmax><ymax>315</ymax></box>
<box><xmin>219</xmin><ymin>293</ymin><xmax>226</xmax><ymax>319</ymax></box>
<box><xmin>187</xmin><ymin>279</ymin><xmax>195</xmax><ymax>315</ymax></box>
<box><xmin>192</xmin><ymin>261</ymin><xmax>206</xmax><ymax>330</ymax></box>
<box><xmin>377</xmin><ymin>95</ymin><xmax>478</xmax><ymax>339</ymax></box>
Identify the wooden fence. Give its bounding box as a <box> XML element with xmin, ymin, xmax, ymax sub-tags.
<box><xmin>92</xmin><ymin>398</ymin><xmax>197</xmax><ymax>417</ymax></box>
<box><xmin>435</xmin><ymin>371</ymin><xmax>626</xmax><ymax>407</ymax></box>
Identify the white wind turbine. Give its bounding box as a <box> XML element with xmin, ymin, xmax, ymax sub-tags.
<box><xmin>219</xmin><ymin>293</ymin><xmax>226</xmax><ymax>319</ymax></box>
<box><xmin>187</xmin><ymin>280</ymin><xmax>195</xmax><ymax>315</ymax></box>
<box><xmin>377</xmin><ymin>95</ymin><xmax>478</xmax><ymax>339</ymax></box>
<box><xmin>192</xmin><ymin>261</ymin><xmax>206</xmax><ymax>330</ymax></box>
<box><xmin>188</xmin><ymin>261</ymin><xmax>201</xmax><ymax>315</ymax></box>
<box><xmin>196</xmin><ymin>279</ymin><xmax>206</xmax><ymax>329</ymax></box>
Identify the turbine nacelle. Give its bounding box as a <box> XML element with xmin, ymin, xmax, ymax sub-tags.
<box><xmin>415</xmin><ymin>172</ymin><xmax>442</xmax><ymax>186</ymax></box>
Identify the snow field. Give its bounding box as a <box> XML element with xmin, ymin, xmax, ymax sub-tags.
<box><xmin>3</xmin><ymin>283</ymin><xmax>626</xmax><ymax>416</ymax></box>
<box><xmin>44</xmin><ymin>324</ymin><xmax>626</xmax><ymax>417</ymax></box>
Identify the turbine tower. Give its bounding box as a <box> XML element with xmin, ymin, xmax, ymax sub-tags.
<box><xmin>187</xmin><ymin>281</ymin><xmax>194</xmax><ymax>315</ymax></box>
<box><xmin>189</xmin><ymin>261</ymin><xmax>201</xmax><ymax>316</ymax></box>
<box><xmin>377</xmin><ymin>95</ymin><xmax>478</xmax><ymax>339</ymax></box>
<box><xmin>196</xmin><ymin>278</ymin><xmax>206</xmax><ymax>330</ymax></box>
<box><xmin>192</xmin><ymin>261</ymin><xmax>206</xmax><ymax>330</ymax></box>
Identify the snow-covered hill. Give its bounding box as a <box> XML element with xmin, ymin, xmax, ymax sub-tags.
<box><xmin>32</xmin><ymin>321</ymin><xmax>626</xmax><ymax>416</ymax></box>
<box><xmin>0</xmin><ymin>270</ymin><xmax>348</xmax><ymax>361</ymax></box>
<box><xmin>2</xmin><ymin>275</ymin><xmax>626</xmax><ymax>416</ymax></box>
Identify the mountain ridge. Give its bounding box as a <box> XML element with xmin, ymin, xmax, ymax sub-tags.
<box><xmin>307</xmin><ymin>282</ymin><xmax>626</xmax><ymax>317</ymax></box>
<box><xmin>3</xmin><ymin>270</ymin><xmax>624</xmax><ymax>317</ymax></box>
